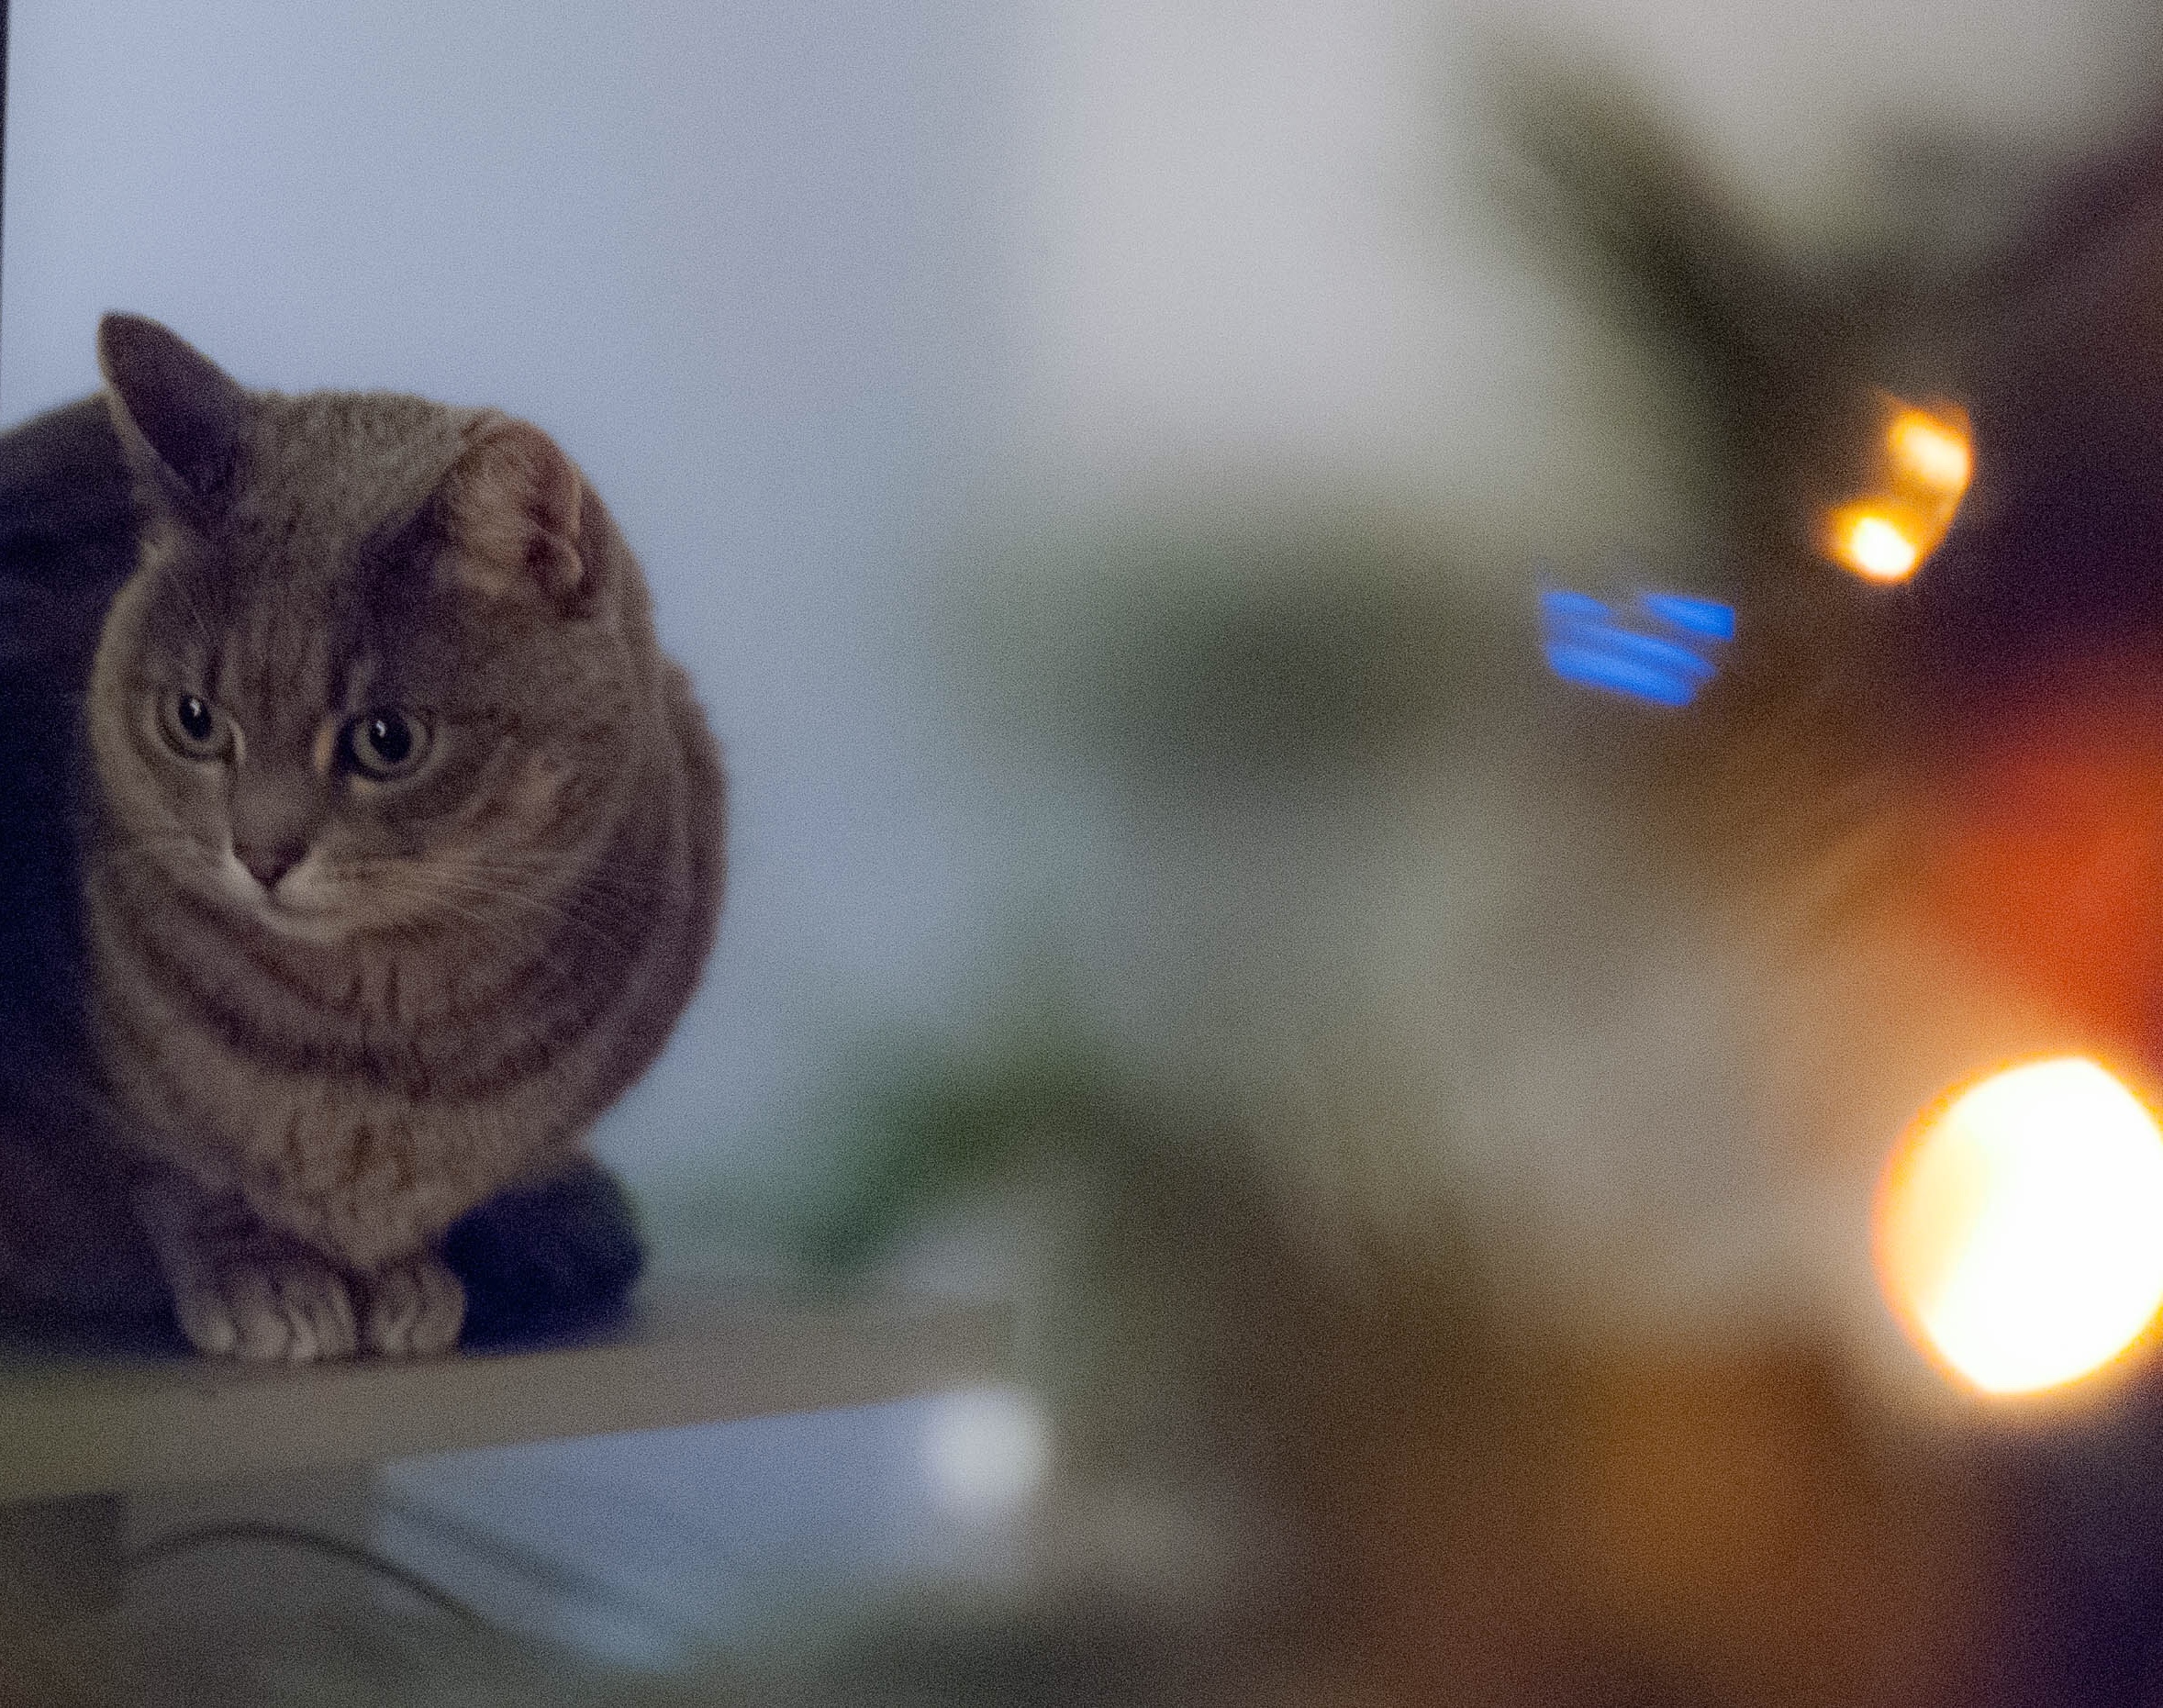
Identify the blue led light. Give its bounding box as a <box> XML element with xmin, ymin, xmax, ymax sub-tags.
<box><xmin>1544</xmin><ymin>642</ymin><xmax>1703</xmax><ymax>707</ymax></box>
<box><xmin>1539</xmin><ymin>586</ymin><xmax>1735</xmax><ymax>709</ymax></box>
<box><xmin>1541</xmin><ymin>589</ymin><xmax>1611</xmax><ymax>625</ymax></box>
<box><xmin>1638</xmin><ymin>592</ymin><xmax>1737</xmax><ymax>642</ymax></box>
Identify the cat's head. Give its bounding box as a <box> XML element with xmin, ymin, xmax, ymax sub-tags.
<box><xmin>86</xmin><ymin>313</ymin><xmax>656</xmax><ymax>944</ymax></box>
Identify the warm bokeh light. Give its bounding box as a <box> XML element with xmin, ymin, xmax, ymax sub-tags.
<box><xmin>1830</xmin><ymin>507</ymin><xmax>1923</xmax><ymax>582</ymax></box>
<box><xmin>1875</xmin><ymin>1058</ymin><xmax>2163</xmax><ymax>1396</ymax></box>
<box><xmin>1888</xmin><ymin>407</ymin><xmax>1973</xmax><ymax>494</ymax></box>
<box><xmin>1823</xmin><ymin>397</ymin><xmax>1972</xmax><ymax>584</ymax></box>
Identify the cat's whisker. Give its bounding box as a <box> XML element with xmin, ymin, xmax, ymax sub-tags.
<box><xmin>336</xmin><ymin>866</ymin><xmax>634</xmax><ymax>966</ymax></box>
<box><xmin>339</xmin><ymin>856</ymin><xmax>657</xmax><ymax>941</ymax></box>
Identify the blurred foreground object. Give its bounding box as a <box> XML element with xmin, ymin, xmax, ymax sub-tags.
<box><xmin>783</xmin><ymin>45</ymin><xmax>2163</xmax><ymax>1708</ymax></box>
<box><xmin>1876</xmin><ymin>1058</ymin><xmax>2163</xmax><ymax>1397</ymax></box>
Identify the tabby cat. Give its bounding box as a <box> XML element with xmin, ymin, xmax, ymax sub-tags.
<box><xmin>0</xmin><ymin>315</ymin><xmax>725</xmax><ymax>1360</ymax></box>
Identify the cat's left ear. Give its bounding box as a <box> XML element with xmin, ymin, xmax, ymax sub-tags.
<box><xmin>438</xmin><ymin>415</ymin><xmax>593</xmax><ymax>612</ymax></box>
<box><xmin>96</xmin><ymin>313</ymin><xmax>251</xmax><ymax>513</ymax></box>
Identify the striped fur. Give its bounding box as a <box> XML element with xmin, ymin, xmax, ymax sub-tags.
<box><xmin>0</xmin><ymin>317</ymin><xmax>723</xmax><ymax>1358</ymax></box>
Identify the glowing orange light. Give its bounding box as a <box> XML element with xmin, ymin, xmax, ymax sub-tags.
<box><xmin>1822</xmin><ymin>397</ymin><xmax>1972</xmax><ymax>585</ymax></box>
<box><xmin>1875</xmin><ymin>1058</ymin><xmax>2163</xmax><ymax>1396</ymax></box>
<box><xmin>1888</xmin><ymin>408</ymin><xmax>1973</xmax><ymax>495</ymax></box>
<box><xmin>1829</xmin><ymin>506</ymin><xmax>1923</xmax><ymax>583</ymax></box>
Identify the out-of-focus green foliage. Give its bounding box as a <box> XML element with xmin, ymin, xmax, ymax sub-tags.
<box><xmin>1492</xmin><ymin>65</ymin><xmax>1993</xmax><ymax>565</ymax></box>
<box><xmin>946</xmin><ymin>72</ymin><xmax>2051</xmax><ymax>807</ymax></box>
<box><xmin>800</xmin><ymin>1035</ymin><xmax>1132</xmax><ymax>1273</ymax></box>
<box><xmin>968</xmin><ymin>525</ymin><xmax>1517</xmax><ymax>780</ymax></box>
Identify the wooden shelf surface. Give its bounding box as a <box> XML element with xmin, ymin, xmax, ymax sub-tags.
<box><xmin>0</xmin><ymin>1284</ymin><xmax>1007</xmax><ymax>1505</ymax></box>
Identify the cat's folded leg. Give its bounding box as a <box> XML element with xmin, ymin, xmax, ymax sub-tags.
<box><xmin>441</xmin><ymin>1153</ymin><xmax>645</xmax><ymax>1345</ymax></box>
<box><xmin>133</xmin><ymin>1172</ymin><xmax>359</xmax><ymax>1363</ymax></box>
<box><xmin>357</xmin><ymin>1250</ymin><xmax>464</xmax><ymax>1357</ymax></box>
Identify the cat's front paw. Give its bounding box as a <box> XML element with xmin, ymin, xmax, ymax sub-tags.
<box><xmin>171</xmin><ymin>1253</ymin><xmax>360</xmax><ymax>1364</ymax></box>
<box><xmin>361</xmin><ymin>1251</ymin><xmax>465</xmax><ymax>1357</ymax></box>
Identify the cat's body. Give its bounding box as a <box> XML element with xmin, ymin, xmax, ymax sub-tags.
<box><xmin>0</xmin><ymin>318</ymin><xmax>724</xmax><ymax>1358</ymax></box>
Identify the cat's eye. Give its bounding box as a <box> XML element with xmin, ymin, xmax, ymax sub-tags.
<box><xmin>341</xmin><ymin>709</ymin><xmax>430</xmax><ymax>781</ymax></box>
<box><xmin>159</xmin><ymin>692</ymin><xmax>234</xmax><ymax>761</ymax></box>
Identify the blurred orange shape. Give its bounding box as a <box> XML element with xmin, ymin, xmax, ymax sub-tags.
<box><xmin>1823</xmin><ymin>399</ymin><xmax>1971</xmax><ymax>584</ymax></box>
<box><xmin>1876</xmin><ymin>1058</ymin><xmax>2163</xmax><ymax>1396</ymax></box>
<box><xmin>1829</xmin><ymin>507</ymin><xmax>1923</xmax><ymax>582</ymax></box>
<box><xmin>1888</xmin><ymin>407</ymin><xmax>1973</xmax><ymax>495</ymax></box>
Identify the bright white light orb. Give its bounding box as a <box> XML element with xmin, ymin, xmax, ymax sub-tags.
<box><xmin>1876</xmin><ymin>1057</ymin><xmax>2163</xmax><ymax>1396</ymax></box>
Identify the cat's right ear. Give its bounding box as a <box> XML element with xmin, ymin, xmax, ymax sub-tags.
<box><xmin>96</xmin><ymin>314</ymin><xmax>251</xmax><ymax>514</ymax></box>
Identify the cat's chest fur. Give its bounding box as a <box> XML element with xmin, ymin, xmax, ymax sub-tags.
<box><xmin>79</xmin><ymin>662</ymin><xmax>720</xmax><ymax>1271</ymax></box>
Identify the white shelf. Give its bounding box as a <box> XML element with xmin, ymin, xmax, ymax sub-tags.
<box><xmin>0</xmin><ymin>1284</ymin><xmax>1008</xmax><ymax>1505</ymax></box>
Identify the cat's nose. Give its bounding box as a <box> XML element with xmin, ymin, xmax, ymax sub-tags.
<box><xmin>235</xmin><ymin>841</ymin><xmax>306</xmax><ymax>889</ymax></box>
